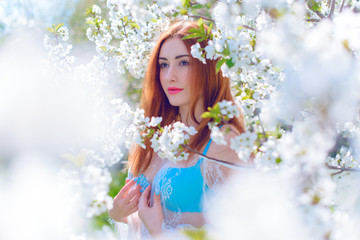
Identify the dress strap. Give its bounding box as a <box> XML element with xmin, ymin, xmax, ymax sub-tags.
<box><xmin>201</xmin><ymin>124</ymin><xmax>224</xmax><ymax>156</ymax></box>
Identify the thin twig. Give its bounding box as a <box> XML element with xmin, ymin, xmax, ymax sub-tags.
<box><xmin>331</xmin><ymin>170</ymin><xmax>344</xmax><ymax>177</ymax></box>
<box><xmin>306</xmin><ymin>18</ymin><xmax>321</xmax><ymax>22</ymax></box>
<box><xmin>255</xmin><ymin>108</ymin><xmax>267</xmax><ymax>141</ymax></box>
<box><xmin>190</xmin><ymin>1</ymin><xmax>199</xmax><ymax>6</ymax></box>
<box><xmin>187</xmin><ymin>14</ymin><xmax>257</xmax><ymax>31</ymax></box>
<box><xmin>241</xmin><ymin>25</ymin><xmax>257</xmax><ymax>31</ymax></box>
<box><xmin>328</xmin><ymin>0</ymin><xmax>336</xmax><ymax>18</ymax></box>
<box><xmin>188</xmin><ymin>14</ymin><xmax>215</xmax><ymax>22</ymax></box>
<box><xmin>340</xmin><ymin>0</ymin><xmax>346</xmax><ymax>12</ymax></box>
<box><xmin>326</xmin><ymin>163</ymin><xmax>360</xmax><ymax>173</ymax></box>
<box><xmin>182</xmin><ymin>144</ymin><xmax>254</xmax><ymax>170</ymax></box>
<box><xmin>314</xmin><ymin>10</ymin><xmax>325</xmax><ymax>19</ymax></box>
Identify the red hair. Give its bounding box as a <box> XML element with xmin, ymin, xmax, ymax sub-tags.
<box><xmin>128</xmin><ymin>21</ymin><xmax>245</xmax><ymax>176</ymax></box>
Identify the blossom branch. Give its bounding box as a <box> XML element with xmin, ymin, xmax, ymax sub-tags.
<box><xmin>326</xmin><ymin>163</ymin><xmax>360</xmax><ymax>176</ymax></box>
<box><xmin>307</xmin><ymin>1</ymin><xmax>325</xmax><ymax>19</ymax></box>
<box><xmin>340</xmin><ymin>0</ymin><xmax>346</xmax><ymax>12</ymax></box>
<box><xmin>187</xmin><ymin>14</ymin><xmax>215</xmax><ymax>22</ymax></box>
<box><xmin>239</xmin><ymin>25</ymin><xmax>257</xmax><ymax>32</ymax></box>
<box><xmin>328</xmin><ymin>0</ymin><xmax>336</xmax><ymax>18</ymax></box>
<box><xmin>255</xmin><ymin>108</ymin><xmax>267</xmax><ymax>141</ymax></box>
<box><xmin>187</xmin><ymin>14</ymin><xmax>256</xmax><ymax>31</ymax></box>
<box><xmin>306</xmin><ymin>18</ymin><xmax>321</xmax><ymax>22</ymax></box>
<box><xmin>315</xmin><ymin>10</ymin><xmax>325</xmax><ymax>19</ymax></box>
<box><xmin>181</xmin><ymin>144</ymin><xmax>254</xmax><ymax>170</ymax></box>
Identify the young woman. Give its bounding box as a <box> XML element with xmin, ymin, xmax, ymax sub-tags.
<box><xmin>109</xmin><ymin>20</ymin><xmax>246</xmax><ymax>239</ymax></box>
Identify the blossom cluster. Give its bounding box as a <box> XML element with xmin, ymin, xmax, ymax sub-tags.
<box><xmin>151</xmin><ymin>122</ymin><xmax>197</xmax><ymax>162</ymax></box>
<box><xmin>85</xmin><ymin>1</ymin><xmax>171</xmax><ymax>79</ymax></box>
<box><xmin>44</xmin><ymin>25</ymin><xmax>75</xmax><ymax>78</ymax></box>
<box><xmin>111</xmin><ymin>103</ymin><xmax>197</xmax><ymax>163</ymax></box>
<box><xmin>203</xmin><ymin>100</ymin><xmax>240</xmax><ymax>145</ymax></box>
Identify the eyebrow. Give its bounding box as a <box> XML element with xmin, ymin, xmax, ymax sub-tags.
<box><xmin>158</xmin><ymin>54</ymin><xmax>190</xmax><ymax>60</ymax></box>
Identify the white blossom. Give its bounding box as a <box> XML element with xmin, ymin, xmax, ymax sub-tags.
<box><xmin>190</xmin><ymin>42</ymin><xmax>206</xmax><ymax>64</ymax></box>
<box><xmin>208</xmin><ymin>122</ymin><xmax>227</xmax><ymax>145</ymax></box>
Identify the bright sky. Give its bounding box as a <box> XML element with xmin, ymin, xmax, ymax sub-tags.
<box><xmin>0</xmin><ymin>0</ymin><xmax>78</xmax><ymax>36</ymax></box>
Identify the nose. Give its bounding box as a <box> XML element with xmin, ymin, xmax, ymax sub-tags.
<box><xmin>165</xmin><ymin>65</ymin><xmax>177</xmax><ymax>82</ymax></box>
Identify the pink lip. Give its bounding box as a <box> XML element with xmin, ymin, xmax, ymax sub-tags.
<box><xmin>168</xmin><ymin>87</ymin><xmax>183</xmax><ymax>95</ymax></box>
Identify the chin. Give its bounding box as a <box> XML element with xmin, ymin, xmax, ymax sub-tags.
<box><xmin>169</xmin><ymin>101</ymin><xmax>181</xmax><ymax>107</ymax></box>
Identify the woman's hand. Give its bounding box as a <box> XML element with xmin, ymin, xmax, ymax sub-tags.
<box><xmin>138</xmin><ymin>185</ymin><xmax>163</xmax><ymax>236</ymax></box>
<box><xmin>108</xmin><ymin>178</ymin><xmax>141</xmax><ymax>223</ymax></box>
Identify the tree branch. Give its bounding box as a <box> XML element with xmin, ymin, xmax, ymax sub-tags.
<box><xmin>241</xmin><ymin>25</ymin><xmax>257</xmax><ymax>32</ymax></box>
<box><xmin>326</xmin><ymin>163</ymin><xmax>360</xmax><ymax>174</ymax></box>
<box><xmin>187</xmin><ymin>14</ymin><xmax>257</xmax><ymax>31</ymax></box>
<box><xmin>340</xmin><ymin>0</ymin><xmax>346</xmax><ymax>12</ymax></box>
<box><xmin>314</xmin><ymin>10</ymin><xmax>325</xmax><ymax>19</ymax></box>
<box><xmin>328</xmin><ymin>0</ymin><xmax>336</xmax><ymax>18</ymax></box>
<box><xmin>188</xmin><ymin>14</ymin><xmax>215</xmax><ymax>22</ymax></box>
<box><xmin>306</xmin><ymin>18</ymin><xmax>321</xmax><ymax>22</ymax></box>
<box><xmin>182</xmin><ymin>144</ymin><xmax>254</xmax><ymax>170</ymax></box>
<box><xmin>255</xmin><ymin>108</ymin><xmax>267</xmax><ymax>141</ymax></box>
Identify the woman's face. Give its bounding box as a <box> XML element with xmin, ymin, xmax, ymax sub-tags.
<box><xmin>159</xmin><ymin>37</ymin><xmax>192</xmax><ymax>109</ymax></box>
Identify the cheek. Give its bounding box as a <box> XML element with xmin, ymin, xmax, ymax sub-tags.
<box><xmin>183</xmin><ymin>69</ymin><xmax>192</xmax><ymax>89</ymax></box>
<box><xmin>159</xmin><ymin>72</ymin><xmax>165</xmax><ymax>88</ymax></box>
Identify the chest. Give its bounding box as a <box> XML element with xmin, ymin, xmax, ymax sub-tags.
<box><xmin>152</xmin><ymin>160</ymin><xmax>208</xmax><ymax>212</ymax></box>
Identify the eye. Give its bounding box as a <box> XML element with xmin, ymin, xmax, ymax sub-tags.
<box><xmin>179</xmin><ymin>60</ymin><xmax>189</xmax><ymax>66</ymax></box>
<box><xmin>159</xmin><ymin>62</ymin><xmax>168</xmax><ymax>69</ymax></box>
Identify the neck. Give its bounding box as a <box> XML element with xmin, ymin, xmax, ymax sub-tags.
<box><xmin>179</xmin><ymin>99</ymin><xmax>205</xmax><ymax>128</ymax></box>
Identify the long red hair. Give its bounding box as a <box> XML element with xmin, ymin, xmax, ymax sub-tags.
<box><xmin>128</xmin><ymin>21</ymin><xmax>245</xmax><ymax>176</ymax></box>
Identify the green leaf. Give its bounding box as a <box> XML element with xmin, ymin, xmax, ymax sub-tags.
<box><xmin>312</xmin><ymin>194</ymin><xmax>321</xmax><ymax>205</ymax></box>
<box><xmin>183</xmin><ymin>227</ymin><xmax>209</xmax><ymax>240</ymax></box>
<box><xmin>55</xmin><ymin>23</ymin><xmax>64</xmax><ymax>32</ymax></box>
<box><xmin>207</xmin><ymin>23</ymin><xmax>213</xmax><ymax>35</ymax></box>
<box><xmin>222</xmin><ymin>46</ymin><xmax>230</xmax><ymax>56</ymax></box>
<box><xmin>197</xmin><ymin>18</ymin><xmax>204</xmax><ymax>28</ymax></box>
<box><xmin>225</xmin><ymin>59</ymin><xmax>235</xmax><ymax>68</ymax></box>
<box><xmin>191</xmin><ymin>4</ymin><xmax>204</xmax><ymax>9</ymax></box>
<box><xmin>85</xmin><ymin>8</ymin><xmax>92</xmax><ymax>16</ymax></box>
<box><xmin>99</xmin><ymin>46</ymin><xmax>107</xmax><ymax>52</ymax></box>
<box><xmin>235</xmin><ymin>90</ymin><xmax>242</xmax><ymax>97</ymax></box>
<box><xmin>180</xmin><ymin>8</ymin><xmax>188</xmax><ymax>15</ymax></box>
<box><xmin>250</xmin><ymin>38</ymin><xmax>256</xmax><ymax>49</ymax></box>
<box><xmin>201</xmin><ymin>112</ymin><xmax>213</xmax><ymax>119</ymax></box>
<box><xmin>198</xmin><ymin>18</ymin><xmax>205</xmax><ymax>34</ymax></box>
<box><xmin>181</xmin><ymin>0</ymin><xmax>191</xmax><ymax>8</ymax></box>
<box><xmin>62</xmin><ymin>152</ymin><xmax>87</xmax><ymax>167</ymax></box>
<box><xmin>46</xmin><ymin>27</ymin><xmax>54</xmax><ymax>33</ymax></box>
<box><xmin>241</xmin><ymin>95</ymin><xmax>250</xmax><ymax>100</ymax></box>
<box><xmin>343</xmin><ymin>39</ymin><xmax>351</xmax><ymax>52</ymax></box>
<box><xmin>216</xmin><ymin>58</ymin><xmax>226</xmax><ymax>73</ymax></box>
<box><xmin>151</xmin><ymin>18</ymin><xmax>158</xmax><ymax>23</ymax></box>
<box><xmin>182</xmin><ymin>32</ymin><xmax>202</xmax><ymax>40</ymax></box>
<box><xmin>130</xmin><ymin>22</ymin><xmax>140</xmax><ymax>29</ymax></box>
<box><xmin>85</xmin><ymin>20</ymin><xmax>96</xmax><ymax>25</ymax></box>
<box><xmin>188</xmin><ymin>28</ymin><xmax>202</xmax><ymax>34</ymax></box>
<box><xmin>308</xmin><ymin>0</ymin><xmax>321</xmax><ymax>12</ymax></box>
<box><xmin>273</xmin><ymin>66</ymin><xmax>281</xmax><ymax>72</ymax></box>
<box><xmin>197</xmin><ymin>37</ymin><xmax>205</xmax><ymax>42</ymax></box>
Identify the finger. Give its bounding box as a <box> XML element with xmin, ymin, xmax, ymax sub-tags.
<box><xmin>139</xmin><ymin>184</ymin><xmax>151</xmax><ymax>208</ymax></box>
<box><xmin>128</xmin><ymin>205</ymin><xmax>138</xmax><ymax>215</ymax></box>
<box><xmin>153</xmin><ymin>191</ymin><xmax>162</xmax><ymax>208</ymax></box>
<box><xmin>128</xmin><ymin>193</ymin><xmax>141</xmax><ymax>209</ymax></box>
<box><xmin>124</xmin><ymin>186</ymin><xmax>141</xmax><ymax>202</ymax></box>
<box><xmin>116</xmin><ymin>178</ymin><xmax>137</xmax><ymax>199</ymax></box>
